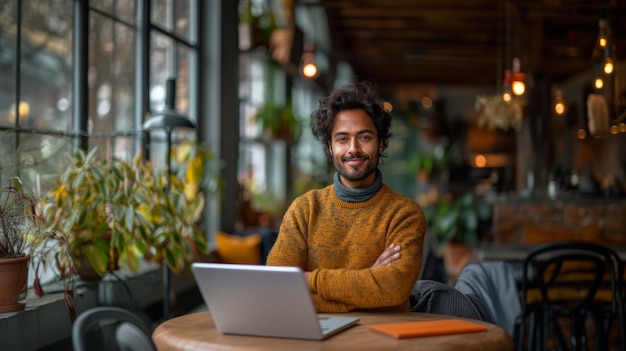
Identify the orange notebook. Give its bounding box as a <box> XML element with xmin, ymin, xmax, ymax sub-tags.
<box><xmin>367</xmin><ymin>319</ymin><xmax>487</xmax><ymax>339</ymax></box>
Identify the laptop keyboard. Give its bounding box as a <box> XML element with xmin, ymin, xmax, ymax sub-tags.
<box><xmin>319</xmin><ymin>318</ymin><xmax>332</xmax><ymax>333</ymax></box>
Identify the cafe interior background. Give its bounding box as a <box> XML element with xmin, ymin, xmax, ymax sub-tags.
<box><xmin>1</xmin><ymin>0</ymin><xmax>626</xmax><ymax>341</ymax></box>
<box><xmin>241</xmin><ymin>0</ymin><xmax>626</xmax><ymax>264</ymax></box>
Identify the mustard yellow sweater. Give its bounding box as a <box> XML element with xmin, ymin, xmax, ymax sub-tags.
<box><xmin>266</xmin><ymin>184</ymin><xmax>426</xmax><ymax>312</ymax></box>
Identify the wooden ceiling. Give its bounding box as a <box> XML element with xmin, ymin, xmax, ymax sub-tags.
<box><xmin>316</xmin><ymin>0</ymin><xmax>626</xmax><ymax>98</ymax></box>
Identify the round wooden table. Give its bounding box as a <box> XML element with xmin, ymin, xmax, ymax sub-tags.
<box><xmin>152</xmin><ymin>311</ymin><xmax>514</xmax><ymax>351</ymax></box>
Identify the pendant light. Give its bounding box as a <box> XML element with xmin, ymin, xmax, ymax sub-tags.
<box><xmin>300</xmin><ymin>41</ymin><xmax>319</xmax><ymax>80</ymax></box>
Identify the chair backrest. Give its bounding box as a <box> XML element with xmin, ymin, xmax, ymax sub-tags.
<box><xmin>72</xmin><ymin>306</ymin><xmax>156</xmax><ymax>351</ymax></box>
<box><xmin>518</xmin><ymin>241</ymin><xmax>620</xmax><ymax>351</ymax></box>
<box><xmin>617</xmin><ymin>256</ymin><xmax>626</xmax><ymax>303</ymax></box>
<box><xmin>521</xmin><ymin>241</ymin><xmax>619</xmax><ymax>313</ymax></box>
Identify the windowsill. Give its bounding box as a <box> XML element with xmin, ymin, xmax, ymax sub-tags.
<box><xmin>0</xmin><ymin>261</ymin><xmax>198</xmax><ymax>351</ymax></box>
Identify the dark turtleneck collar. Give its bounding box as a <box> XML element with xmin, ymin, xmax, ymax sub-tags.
<box><xmin>333</xmin><ymin>169</ymin><xmax>383</xmax><ymax>202</ymax></box>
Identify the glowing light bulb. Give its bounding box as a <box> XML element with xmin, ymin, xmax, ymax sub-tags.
<box><xmin>512</xmin><ymin>80</ymin><xmax>525</xmax><ymax>96</ymax></box>
<box><xmin>502</xmin><ymin>92</ymin><xmax>512</xmax><ymax>102</ymax></box>
<box><xmin>554</xmin><ymin>101</ymin><xmax>565</xmax><ymax>116</ymax></box>
<box><xmin>474</xmin><ymin>154</ymin><xmax>487</xmax><ymax>168</ymax></box>
<box><xmin>594</xmin><ymin>78</ymin><xmax>604</xmax><ymax>90</ymax></box>
<box><xmin>302</xmin><ymin>63</ymin><xmax>318</xmax><ymax>79</ymax></box>
<box><xmin>553</xmin><ymin>91</ymin><xmax>566</xmax><ymax>116</ymax></box>
<box><xmin>300</xmin><ymin>47</ymin><xmax>319</xmax><ymax>80</ymax></box>
<box><xmin>603</xmin><ymin>58</ymin><xmax>614</xmax><ymax>75</ymax></box>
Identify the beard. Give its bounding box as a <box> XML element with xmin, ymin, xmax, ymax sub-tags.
<box><xmin>334</xmin><ymin>154</ymin><xmax>378</xmax><ymax>183</ymax></box>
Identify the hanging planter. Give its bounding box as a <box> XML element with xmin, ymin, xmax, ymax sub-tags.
<box><xmin>239</xmin><ymin>0</ymin><xmax>276</xmax><ymax>51</ymax></box>
<box><xmin>475</xmin><ymin>93</ymin><xmax>525</xmax><ymax>132</ymax></box>
<box><xmin>255</xmin><ymin>99</ymin><xmax>301</xmax><ymax>144</ymax></box>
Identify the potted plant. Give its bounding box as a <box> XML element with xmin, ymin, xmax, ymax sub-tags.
<box><xmin>0</xmin><ymin>173</ymin><xmax>70</xmax><ymax>313</ymax></box>
<box><xmin>407</xmin><ymin>141</ymin><xmax>461</xmax><ymax>182</ymax></box>
<box><xmin>254</xmin><ymin>59</ymin><xmax>302</xmax><ymax>144</ymax></box>
<box><xmin>238</xmin><ymin>0</ymin><xmax>276</xmax><ymax>50</ymax></box>
<box><xmin>38</xmin><ymin>142</ymin><xmax>217</xmax><ymax>320</ymax></box>
<box><xmin>142</xmin><ymin>140</ymin><xmax>218</xmax><ymax>274</ymax></box>
<box><xmin>255</xmin><ymin>99</ymin><xmax>301</xmax><ymax>144</ymax></box>
<box><xmin>42</xmin><ymin>147</ymin><xmax>154</xmax><ymax>280</ymax></box>
<box><xmin>425</xmin><ymin>191</ymin><xmax>492</xmax><ymax>280</ymax></box>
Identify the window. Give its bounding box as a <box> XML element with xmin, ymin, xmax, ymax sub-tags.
<box><xmin>0</xmin><ymin>0</ymin><xmax>199</xmax><ymax>186</ymax></box>
<box><xmin>0</xmin><ymin>0</ymin><xmax>200</xmax><ymax>286</ymax></box>
<box><xmin>0</xmin><ymin>0</ymin><xmax>74</xmax><ymax>187</ymax></box>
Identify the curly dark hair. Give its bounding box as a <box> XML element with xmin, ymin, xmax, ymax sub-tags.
<box><xmin>311</xmin><ymin>81</ymin><xmax>392</xmax><ymax>162</ymax></box>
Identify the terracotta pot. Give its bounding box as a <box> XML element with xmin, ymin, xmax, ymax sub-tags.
<box><xmin>0</xmin><ymin>255</ymin><xmax>30</xmax><ymax>313</ymax></box>
<box><xmin>441</xmin><ymin>242</ymin><xmax>479</xmax><ymax>282</ymax></box>
<box><xmin>71</xmin><ymin>231</ymin><xmax>120</xmax><ymax>281</ymax></box>
<box><xmin>72</xmin><ymin>249</ymin><xmax>120</xmax><ymax>282</ymax></box>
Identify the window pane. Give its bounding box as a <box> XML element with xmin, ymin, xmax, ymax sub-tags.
<box><xmin>89</xmin><ymin>12</ymin><xmax>115</xmax><ymax>136</ymax></box>
<box><xmin>174</xmin><ymin>0</ymin><xmax>192</xmax><ymax>40</ymax></box>
<box><xmin>88</xmin><ymin>12</ymin><xmax>136</xmax><ymax>139</ymax></box>
<box><xmin>151</xmin><ymin>0</ymin><xmax>192</xmax><ymax>41</ymax></box>
<box><xmin>115</xmin><ymin>1</ymin><xmax>136</xmax><ymax>24</ymax></box>
<box><xmin>111</xmin><ymin>23</ymin><xmax>136</xmax><ymax>132</ymax></box>
<box><xmin>149</xmin><ymin>32</ymin><xmax>173</xmax><ymax>112</ymax></box>
<box><xmin>1</xmin><ymin>1</ymin><xmax>73</xmax><ymax>132</ymax></box>
<box><xmin>2</xmin><ymin>133</ymin><xmax>74</xmax><ymax>193</ymax></box>
<box><xmin>151</xmin><ymin>0</ymin><xmax>168</xmax><ymax>29</ymax></box>
<box><xmin>91</xmin><ymin>1</ymin><xmax>136</xmax><ymax>27</ymax></box>
<box><xmin>0</xmin><ymin>0</ymin><xmax>18</xmax><ymax>128</ymax></box>
<box><xmin>91</xmin><ymin>0</ymin><xmax>113</xmax><ymax>14</ymax></box>
<box><xmin>149</xmin><ymin>33</ymin><xmax>195</xmax><ymax>118</ymax></box>
<box><xmin>176</xmin><ymin>43</ymin><xmax>191</xmax><ymax>117</ymax></box>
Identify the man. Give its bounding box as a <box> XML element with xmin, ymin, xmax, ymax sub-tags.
<box><xmin>266</xmin><ymin>81</ymin><xmax>426</xmax><ymax>312</ymax></box>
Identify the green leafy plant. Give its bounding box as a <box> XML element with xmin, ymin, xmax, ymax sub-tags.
<box><xmin>142</xmin><ymin>140</ymin><xmax>220</xmax><ymax>273</ymax></box>
<box><xmin>255</xmin><ymin>99</ymin><xmax>301</xmax><ymax>144</ymax></box>
<box><xmin>42</xmin><ymin>147</ymin><xmax>154</xmax><ymax>279</ymax></box>
<box><xmin>426</xmin><ymin>192</ymin><xmax>492</xmax><ymax>246</ymax></box>
<box><xmin>407</xmin><ymin>142</ymin><xmax>460</xmax><ymax>175</ymax></box>
<box><xmin>36</xmin><ymin>142</ymin><xmax>218</xmax><ymax>320</ymax></box>
<box><xmin>43</xmin><ymin>142</ymin><xmax>220</xmax><ymax>278</ymax></box>
<box><xmin>238</xmin><ymin>0</ymin><xmax>276</xmax><ymax>49</ymax></box>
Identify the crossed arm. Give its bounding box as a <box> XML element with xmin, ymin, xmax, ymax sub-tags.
<box><xmin>302</xmin><ymin>244</ymin><xmax>401</xmax><ymax>282</ymax></box>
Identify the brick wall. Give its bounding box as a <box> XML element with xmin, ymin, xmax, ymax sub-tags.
<box><xmin>492</xmin><ymin>199</ymin><xmax>626</xmax><ymax>245</ymax></box>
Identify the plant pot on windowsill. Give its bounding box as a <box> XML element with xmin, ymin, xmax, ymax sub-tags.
<box><xmin>70</xmin><ymin>235</ymin><xmax>120</xmax><ymax>282</ymax></box>
<box><xmin>0</xmin><ymin>255</ymin><xmax>29</xmax><ymax>313</ymax></box>
<box><xmin>0</xmin><ymin>174</ymin><xmax>68</xmax><ymax>314</ymax></box>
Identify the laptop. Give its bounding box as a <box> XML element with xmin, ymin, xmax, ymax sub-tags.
<box><xmin>191</xmin><ymin>262</ymin><xmax>360</xmax><ymax>340</ymax></box>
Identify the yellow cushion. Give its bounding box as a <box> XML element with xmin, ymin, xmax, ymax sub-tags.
<box><xmin>215</xmin><ymin>231</ymin><xmax>262</xmax><ymax>265</ymax></box>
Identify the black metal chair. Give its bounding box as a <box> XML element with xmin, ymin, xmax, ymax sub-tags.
<box><xmin>72</xmin><ymin>306</ymin><xmax>156</xmax><ymax>351</ymax></box>
<box><xmin>514</xmin><ymin>241</ymin><xmax>620</xmax><ymax>351</ymax></box>
<box><xmin>618</xmin><ymin>258</ymin><xmax>626</xmax><ymax>351</ymax></box>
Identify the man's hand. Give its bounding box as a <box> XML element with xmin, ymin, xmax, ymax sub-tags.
<box><xmin>372</xmin><ymin>243</ymin><xmax>401</xmax><ymax>268</ymax></box>
<box><xmin>304</xmin><ymin>243</ymin><xmax>401</xmax><ymax>283</ymax></box>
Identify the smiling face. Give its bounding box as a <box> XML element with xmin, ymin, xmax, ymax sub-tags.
<box><xmin>329</xmin><ymin>109</ymin><xmax>382</xmax><ymax>189</ymax></box>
